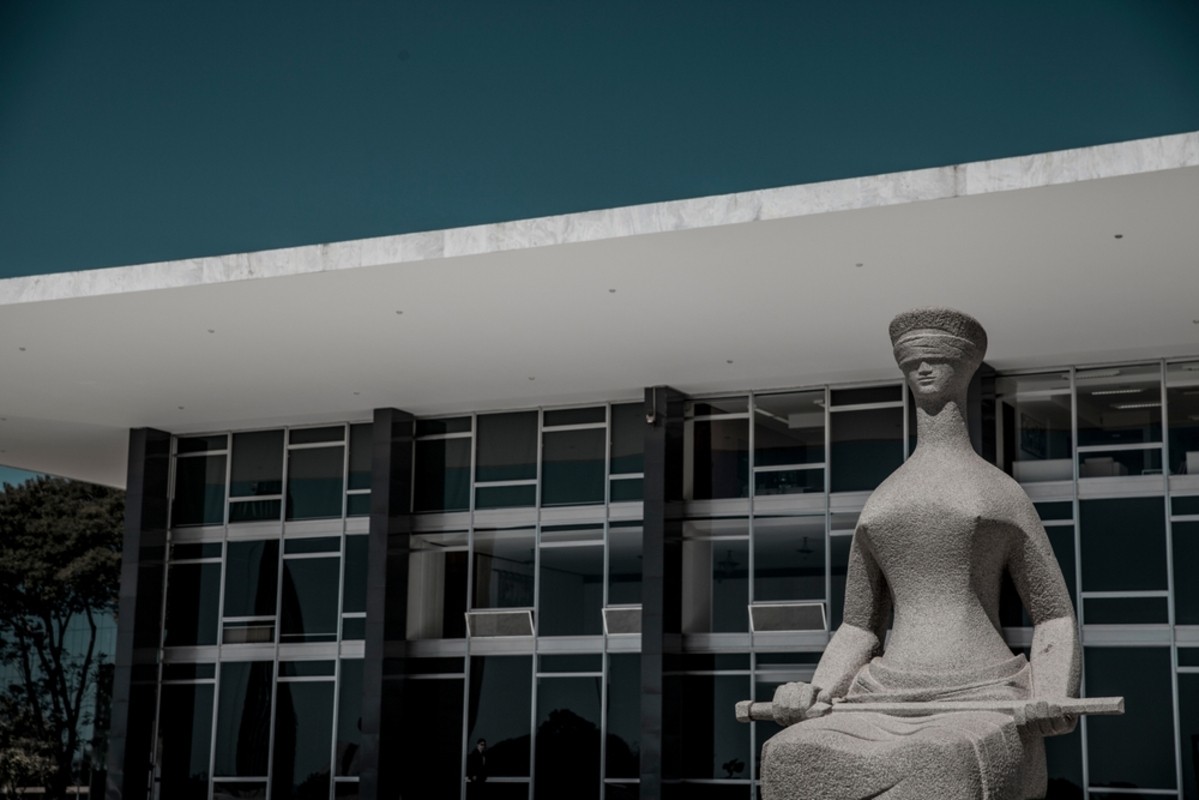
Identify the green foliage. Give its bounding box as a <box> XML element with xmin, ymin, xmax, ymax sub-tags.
<box><xmin>0</xmin><ymin>476</ymin><xmax>123</xmax><ymax>796</ymax></box>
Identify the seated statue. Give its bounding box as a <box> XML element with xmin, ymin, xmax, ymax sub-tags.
<box><xmin>760</xmin><ymin>308</ymin><xmax>1080</xmax><ymax>800</ymax></box>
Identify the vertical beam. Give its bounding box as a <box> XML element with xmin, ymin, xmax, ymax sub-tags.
<box><xmin>640</xmin><ymin>386</ymin><xmax>687</xmax><ymax>800</ymax></box>
<box><xmin>359</xmin><ymin>408</ymin><xmax>415</xmax><ymax>800</ymax></box>
<box><xmin>968</xmin><ymin>362</ymin><xmax>997</xmax><ymax>460</ymax></box>
<box><xmin>106</xmin><ymin>428</ymin><xmax>171</xmax><ymax>800</ymax></box>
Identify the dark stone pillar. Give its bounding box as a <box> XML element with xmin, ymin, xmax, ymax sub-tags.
<box><xmin>968</xmin><ymin>362</ymin><xmax>997</xmax><ymax>461</ymax></box>
<box><xmin>106</xmin><ymin>428</ymin><xmax>171</xmax><ymax>800</ymax></box>
<box><xmin>359</xmin><ymin>408</ymin><xmax>415</xmax><ymax>800</ymax></box>
<box><xmin>640</xmin><ymin>386</ymin><xmax>687</xmax><ymax>800</ymax></box>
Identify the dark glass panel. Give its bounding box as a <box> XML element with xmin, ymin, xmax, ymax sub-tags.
<box><xmin>1035</xmin><ymin>502</ymin><xmax>1073</xmax><ymax>521</ymax></box>
<box><xmin>609</xmin><ymin>403</ymin><xmax>644</xmax><ymax>475</ymax></box>
<box><xmin>605</xmin><ymin>655</ymin><xmax>640</xmax><ymax>780</ymax></box>
<box><xmin>472</xmin><ymin>530</ymin><xmax>535</xmax><ymax>609</ymax></box>
<box><xmin>173</xmin><ymin>454</ymin><xmax>227</xmax><ymax>526</ymax></box>
<box><xmin>1079</xmin><ymin>497</ymin><xmax>1167</xmax><ymax>592</ymax></box>
<box><xmin>475</xmin><ymin>484</ymin><xmax>536</xmax><ymax>509</ymax></box>
<box><xmin>211</xmin><ymin>782</ymin><xmax>267</xmax><ymax>799</ymax></box>
<box><xmin>829</xmin><ymin>535</ymin><xmax>852</xmax><ymax>630</ymax></box>
<box><xmin>333</xmin><ymin>783</ymin><xmax>360</xmax><ymax>799</ymax></box>
<box><xmin>407</xmin><ymin>534</ymin><xmax>468</xmax><ymax>640</ymax></box>
<box><xmin>609</xmin><ymin>477</ymin><xmax>643</xmax><ymax>502</ymax></box>
<box><xmin>414</xmin><ymin>438</ymin><xmax>471</xmax><ymax>512</ymax></box>
<box><xmin>608</xmin><ymin>525</ymin><xmax>642</xmax><ymax>606</ymax></box>
<box><xmin>341</xmin><ymin>617</ymin><xmax>365</xmax><ymax>640</ymax></box>
<box><xmin>272</xmin><ymin>681</ymin><xmax>334</xmax><ymax>800</ymax></box>
<box><xmin>158</xmin><ymin>683</ymin><xmax>214</xmax><ymax>800</ymax></box>
<box><xmin>290</xmin><ymin>426</ymin><xmax>345</xmax><ymax>445</ymax></box>
<box><xmin>215</xmin><ymin>662</ymin><xmax>273</xmax><ymax>777</ymax></box>
<box><xmin>164</xmin><ymin>562</ymin><xmax>221</xmax><ymax>646</ymax></box>
<box><xmin>996</xmin><ymin>373</ymin><xmax>1073</xmax><ymax>483</ymax></box>
<box><xmin>753</xmin><ymin>516</ymin><xmax>826</xmax><ymax>602</ymax></box>
<box><xmin>678</xmin><ymin>654</ymin><xmax>750</xmax><ymax>671</ymax></box>
<box><xmin>416</xmin><ymin>416</ymin><xmax>471</xmax><ymax>437</ymax></box>
<box><xmin>279</xmin><ymin>661</ymin><xmax>336</xmax><ymax>677</ymax></box>
<box><xmin>229</xmin><ymin>498</ymin><xmax>282</xmax><ymax>523</ymax></box>
<box><xmin>223</xmin><ymin>620</ymin><xmax>275</xmax><ymax>644</ymax></box>
<box><xmin>754</xmin><ymin>391</ymin><xmax>825</xmax><ymax>467</ymax></box>
<box><xmin>1179</xmin><ymin>648</ymin><xmax>1199</xmax><ymax>667</ymax></box>
<box><xmin>347</xmin><ymin>423</ymin><xmax>372</xmax><ymax>490</ymax></box>
<box><xmin>469</xmin><ymin>656</ymin><xmax>533</xmax><ymax>777</ymax></box>
<box><xmin>476</xmin><ymin>411</ymin><xmax>538</xmax><ymax>482</ymax></box>
<box><xmin>544</xmin><ymin>406</ymin><xmax>605</xmax><ymax>426</ymax></box>
<box><xmin>538</xmin><ymin>545</ymin><xmax>603</xmax><ymax>636</ymax></box>
<box><xmin>1076</xmin><ymin>364</ymin><xmax>1162</xmax><ymax>447</ymax></box>
<box><xmin>343</xmin><ymin>535</ymin><xmax>368</xmax><ymax>614</ymax></box>
<box><xmin>753</xmin><ymin>468</ymin><xmax>823</xmax><ymax>496</ymax></box>
<box><xmin>691</xmin><ymin>418</ymin><xmax>749</xmax><ymax>500</ymax></box>
<box><xmin>542</xmin><ymin>428</ymin><xmax>605</xmax><ymax>506</ymax></box>
<box><xmin>172</xmin><ymin>542</ymin><xmax>223</xmax><ymax>560</ymax></box>
<box><xmin>1083</xmin><ymin>596</ymin><xmax>1168</xmax><ymax>624</ymax></box>
<box><xmin>346</xmin><ymin>493</ymin><xmax>371</xmax><ymax>517</ymax></box>
<box><xmin>540</xmin><ymin>654</ymin><xmax>602</xmax><ymax>673</ymax></box>
<box><xmin>178</xmin><ymin>434</ymin><xmax>227</xmax><ymax>453</ymax></box>
<box><xmin>287</xmin><ymin>446</ymin><xmax>345</xmax><ymax>520</ymax></box>
<box><xmin>1174</xmin><ymin>494</ymin><xmax>1199</xmax><ymax>516</ymax></box>
<box><xmin>830</xmin><ymin>385</ymin><xmax>900</xmax><ymax>406</ymax></box>
<box><xmin>224</xmin><ymin>540</ymin><xmax>279</xmax><ymax>618</ymax></box>
<box><xmin>1167</xmin><ymin>363</ymin><xmax>1199</xmax><ymax>474</ymax></box>
<box><xmin>535</xmin><ymin>676</ymin><xmax>602</xmax><ymax>800</ymax></box>
<box><xmin>829</xmin><ymin>407</ymin><xmax>903</xmax><ymax>493</ymax></box>
<box><xmin>1078</xmin><ymin>448</ymin><xmax>1162</xmax><ymax>479</ymax></box>
<box><xmin>281</xmin><ymin>557</ymin><xmax>340</xmax><ymax>642</ymax></box>
<box><xmin>230</xmin><ymin>430</ymin><xmax>284</xmax><ymax>497</ymax></box>
<box><xmin>678</xmin><ymin>675</ymin><xmax>751</xmax><ymax>779</ymax></box>
<box><xmin>285</xmin><ymin>536</ymin><xmax>340</xmax><ymax>555</ymax></box>
<box><xmin>692</xmin><ymin>397</ymin><xmax>748</xmax><ymax>415</ymax></box>
<box><xmin>336</xmin><ymin>660</ymin><xmax>363</xmax><ymax>777</ymax></box>
<box><xmin>1174</xmin><ymin>521</ymin><xmax>1199</xmax><ymax>624</ymax></box>
<box><xmin>683</xmin><ymin>538</ymin><xmax>749</xmax><ymax>633</ymax></box>
<box><xmin>162</xmin><ymin>663</ymin><xmax>217</xmax><ymax>681</ymax></box>
<box><xmin>1085</xmin><ymin>647</ymin><xmax>1176</xmax><ymax>789</ymax></box>
<box><xmin>1042</xmin><ymin>728</ymin><xmax>1083</xmax><ymax>800</ymax></box>
<box><xmin>1180</xmin><ymin>672</ymin><xmax>1199</xmax><ymax>800</ymax></box>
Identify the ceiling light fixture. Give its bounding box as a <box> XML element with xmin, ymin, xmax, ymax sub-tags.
<box><xmin>1091</xmin><ymin>388</ymin><xmax>1142</xmax><ymax>396</ymax></box>
<box><xmin>1114</xmin><ymin>234</ymin><xmax>1124</xmax><ymax>239</ymax></box>
<box><xmin>1112</xmin><ymin>402</ymin><xmax>1161</xmax><ymax>410</ymax></box>
<box><xmin>855</xmin><ymin>262</ymin><xmax>864</xmax><ymax>268</ymax></box>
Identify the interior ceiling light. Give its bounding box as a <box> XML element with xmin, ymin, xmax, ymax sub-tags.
<box><xmin>1078</xmin><ymin>369</ymin><xmax>1121</xmax><ymax>379</ymax></box>
<box><xmin>1114</xmin><ymin>234</ymin><xmax>1124</xmax><ymax>239</ymax></box>
<box><xmin>1112</xmin><ymin>402</ymin><xmax>1161</xmax><ymax>410</ymax></box>
<box><xmin>1091</xmin><ymin>388</ymin><xmax>1143</xmax><ymax>396</ymax></box>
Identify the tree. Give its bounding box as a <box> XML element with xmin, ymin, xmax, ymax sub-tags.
<box><xmin>0</xmin><ymin>477</ymin><xmax>123</xmax><ymax>798</ymax></box>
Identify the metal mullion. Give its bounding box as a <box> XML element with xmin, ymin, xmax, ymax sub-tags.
<box><xmin>1070</xmin><ymin>366</ymin><xmax>1090</xmax><ymax>800</ymax></box>
<box><xmin>222</xmin><ymin>432</ymin><xmax>233</xmax><ymax>528</ymax></box>
<box><xmin>1172</xmin><ymin>514</ymin><xmax>1199</xmax><ymax>523</ymax></box>
<box><xmin>1161</xmin><ymin>360</ymin><xmax>1185</xmax><ymax>796</ymax></box>
<box><xmin>265</xmin><ymin>660</ymin><xmax>281</xmax><ymax>799</ymax></box>
<box><xmin>287</xmin><ymin>440</ymin><xmax>347</xmax><ymax>452</ymax></box>
<box><xmin>460</xmin><ymin>413</ymin><xmax>478</xmax><ymax>800</ymax></box>
<box><xmin>824</xmin><ymin>385</ymin><xmax>832</xmax><ymax>634</ymax></box>
<box><xmin>828</xmin><ymin>401</ymin><xmax>906</xmax><ymax>413</ymax></box>
<box><xmin>1076</xmin><ymin>442</ymin><xmax>1162</xmax><ymax>453</ymax></box>
<box><xmin>690</xmin><ymin>412</ymin><xmax>751</xmax><ymax>422</ymax></box>
<box><xmin>150</xmin><ymin>435</ymin><xmax>181</xmax><ymax>800</ymax></box>
<box><xmin>215</xmin><ymin>539</ymin><xmax>230</xmax><ymax>650</ymax></box>
<box><xmin>277</xmin><ymin>675</ymin><xmax>337</xmax><ymax>684</ymax></box>
<box><xmin>169</xmin><ymin>557</ymin><xmax>223</xmax><ymax>565</ymax></box>
<box><xmin>340</xmin><ymin>422</ymin><xmax>350</xmax><ymax>522</ymax></box>
<box><xmin>416</xmin><ymin>431</ymin><xmax>473</xmax><ymax>442</ymax></box>
<box><xmin>207</xmin><ymin>664</ymin><xmax>221</xmax><ymax>800</ymax></box>
<box><xmin>599</xmin><ymin>403</ymin><xmax>612</xmax><ymax>797</ymax></box>
<box><xmin>329</xmin><ymin>427</ymin><xmax>350</xmax><ymax>800</ymax></box>
<box><xmin>610</xmin><ymin>472</ymin><xmax>644</xmax><ymax>480</ymax></box>
<box><xmin>282</xmin><ymin>551</ymin><xmax>341</xmax><ymax>561</ymax></box>
<box><xmin>346</xmin><ymin>488</ymin><xmax>370</xmax><ymax>495</ymax></box>
<box><xmin>474</xmin><ymin>478</ymin><xmax>538</xmax><ymax>487</ymax></box>
<box><xmin>528</xmin><ymin>408</ymin><xmax>544</xmax><ymax>800</ymax></box>
<box><xmin>542</xmin><ymin>422</ymin><xmax>607</xmax><ymax>432</ymax></box>
<box><xmin>752</xmin><ymin>463</ymin><xmax>824</xmax><ymax>473</ymax></box>
<box><xmin>175</xmin><ymin>450</ymin><xmax>230</xmax><ymax>458</ymax></box>
<box><xmin>229</xmin><ymin>494</ymin><xmax>284</xmax><ymax>502</ymax></box>
<box><xmin>1080</xmin><ymin>590</ymin><xmax>1170</xmax><ymax>599</ymax></box>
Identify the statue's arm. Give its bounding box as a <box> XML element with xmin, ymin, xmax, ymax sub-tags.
<box><xmin>1006</xmin><ymin>499</ymin><xmax>1080</xmax><ymax>700</ymax></box>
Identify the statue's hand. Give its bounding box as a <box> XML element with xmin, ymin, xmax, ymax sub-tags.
<box><xmin>1014</xmin><ymin>699</ymin><xmax>1078</xmax><ymax>737</ymax></box>
<box><xmin>770</xmin><ymin>682</ymin><xmax>830</xmax><ymax>727</ymax></box>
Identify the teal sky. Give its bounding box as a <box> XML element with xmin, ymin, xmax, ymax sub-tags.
<box><xmin>0</xmin><ymin>465</ymin><xmax>39</xmax><ymax>487</ymax></box>
<box><xmin>2</xmin><ymin>1</ymin><xmax>1198</xmax><ymax>279</ymax></box>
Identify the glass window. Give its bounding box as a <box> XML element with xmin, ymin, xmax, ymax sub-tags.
<box><xmin>1084</xmin><ymin>647</ymin><xmax>1176</xmax><ymax>790</ymax></box>
<box><xmin>1167</xmin><ymin>361</ymin><xmax>1199</xmax><ymax>475</ymax></box>
<box><xmin>347</xmin><ymin>423</ymin><xmax>372</xmax><ymax>491</ymax></box>
<box><xmin>1173</xmin><ymin>521</ymin><xmax>1199</xmax><ymax>624</ymax></box>
<box><xmin>830</xmin><ymin>386</ymin><xmax>900</xmax><ymax>406</ymax></box>
<box><xmin>1079</xmin><ymin>497</ymin><xmax>1167</xmax><ymax>592</ymax></box>
<box><xmin>1076</xmin><ymin>364</ymin><xmax>1162</xmax><ymax>447</ymax></box>
<box><xmin>230</xmin><ymin>430</ymin><xmax>284</xmax><ymax>498</ymax></box>
<box><xmin>164</xmin><ymin>562</ymin><xmax>221</xmax><ymax>646</ymax></box>
<box><xmin>281</xmin><ymin>556</ymin><xmax>340</xmax><ymax>642</ymax></box>
<box><xmin>173</xmin><ymin>454</ymin><xmax>227</xmax><ymax>526</ymax></box>
<box><xmin>689</xmin><ymin>415</ymin><xmax>749</xmax><ymax>500</ymax></box>
<box><xmin>539</xmin><ymin>543</ymin><xmax>604</xmax><ymax>636</ymax></box>
<box><xmin>287</xmin><ymin>446</ymin><xmax>345</xmax><ymax>520</ymax></box>
<box><xmin>535</xmin><ymin>676</ymin><xmax>602</xmax><ymax>800</ymax></box>
<box><xmin>178</xmin><ymin>434</ymin><xmax>227</xmax><ymax>454</ymax></box>
<box><xmin>476</xmin><ymin>411</ymin><xmax>538</xmax><ymax>482</ymax></box>
<box><xmin>343</xmin><ymin>535</ymin><xmax>368</xmax><ymax>615</ymax></box>
<box><xmin>407</xmin><ymin>532</ymin><xmax>468</xmax><ymax>640</ymax></box>
<box><xmin>545</xmin><ymin>406</ymin><xmax>605</xmax><ymax>426</ymax></box>
<box><xmin>396</xmin><ymin>674</ymin><xmax>464</xmax><ymax>799</ymax></box>
<box><xmin>336</xmin><ymin>661</ymin><xmax>363</xmax><ymax>777</ymax></box>
<box><xmin>678</xmin><ymin>674</ymin><xmax>751</xmax><ymax>780</ymax></box>
<box><xmin>829</xmin><ymin>407</ymin><xmax>903</xmax><ymax>493</ymax></box>
<box><xmin>605</xmin><ymin>655</ymin><xmax>640</xmax><ymax>781</ymax></box>
<box><xmin>608</xmin><ymin>524</ymin><xmax>642</xmax><ymax>606</ymax></box>
<box><xmin>468</xmin><ymin>656</ymin><xmax>533</xmax><ymax>777</ymax></box>
<box><xmin>414</xmin><ymin>437</ymin><xmax>471</xmax><ymax>512</ymax></box>
<box><xmin>1180</xmin><ymin>672</ymin><xmax>1199</xmax><ymax>800</ymax></box>
<box><xmin>1083</xmin><ymin>596</ymin><xmax>1168</xmax><ymax>624</ymax></box>
<box><xmin>272</xmin><ymin>680</ymin><xmax>334</xmax><ymax>800</ymax></box>
<box><xmin>214</xmin><ymin>661</ymin><xmax>274</xmax><ymax>777</ymax></box>
<box><xmin>290</xmin><ymin>426</ymin><xmax>344</xmax><ymax>445</ymax></box>
<box><xmin>682</xmin><ymin>526</ymin><xmax>749</xmax><ymax>633</ymax></box>
<box><xmin>753</xmin><ymin>516</ymin><xmax>826</xmax><ymax>602</ymax></box>
<box><xmin>996</xmin><ymin>373</ymin><xmax>1074</xmax><ymax>483</ymax></box>
<box><xmin>472</xmin><ymin>529</ymin><xmax>535</xmax><ymax>610</ymax></box>
<box><xmin>754</xmin><ymin>391</ymin><xmax>825</xmax><ymax>466</ymax></box>
<box><xmin>609</xmin><ymin>403</ymin><xmax>644</xmax><ymax>476</ymax></box>
<box><xmin>417</xmin><ymin>417</ymin><xmax>472</xmax><ymax>436</ymax></box>
<box><xmin>157</xmin><ymin>683</ymin><xmax>214</xmax><ymax>800</ymax></box>
<box><xmin>828</xmin><ymin>532</ymin><xmax>853</xmax><ymax>630</ymax></box>
<box><xmin>543</xmin><ymin>428</ymin><xmax>605</xmax><ymax>506</ymax></box>
<box><xmin>223</xmin><ymin>540</ymin><xmax>279</xmax><ymax>618</ymax></box>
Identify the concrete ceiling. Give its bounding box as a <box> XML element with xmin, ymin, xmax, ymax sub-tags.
<box><xmin>2</xmin><ymin>158</ymin><xmax>1198</xmax><ymax>488</ymax></box>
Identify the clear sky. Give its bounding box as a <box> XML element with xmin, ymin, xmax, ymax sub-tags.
<box><xmin>0</xmin><ymin>465</ymin><xmax>39</xmax><ymax>487</ymax></box>
<box><xmin>2</xmin><ymin>1</ymin><xmax>1198</xmax><ymax>279</ymax></box>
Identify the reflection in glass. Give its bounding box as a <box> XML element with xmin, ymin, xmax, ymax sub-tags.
<box><xmin>343</xmin><ymin>535</ymin><xmax>368</xmax><ymax>615</ymax></box>
<box><xmin>605</xmin><ymin>655</ymin><xmax>640</xmax><ymax>780</ymax></box>
<box><xmin>1173</xmin><ymin>522</ymin><xmax>1199</xmax><ymax>624</ymax></box>
<box><xmin>476</xmin><ymin>412</ymin><xmax>538</xmax><ymax>482</ymax></box>
<box><xmin>1082</xmin><ymin>596</ymin><xmax>1168</xmax><ymax>624</ymax></box>
<box><xmin>396</xmin><ymin>675</ymin><xmax>464</xmax><ymax>800</ymax></box>
<box><xmin>1076</xmin><ymin>364</ymin><xmax>1162</xmax><ymax>447</ymax></box>
<box><xmin>754</xmin><ymin>391</ymin><xmax>824</xmax><ymax>466</ymax></box>
<box><xmin>1084</xmin><ymin>647</ymin><xmax>1176</xmax><ymax>789</ymax></box>
<box><xmin>753</xmin><ymin>516</ymin><xmax>825</xmax><ymax>602</ymax></box>
<box><xmin>215</xmin><ymin>662</ymin><xmax>273</xmax><ymax>777</ymax></box>
<box><xmin>690</xmin><ymin>417</ymin><xmax>749</xmax><ymax>500</ymax></box>
<box><xmin>173</xmin><ymin>454</ymin><xmax>227</xmax><ymax>526</ymax></box>
<box><xmin>1079</xmin><ymin>498</ymin><xmax>1167</xmax><ymax>592</ymax></box>
<box><xmin>607</xmin><ymin>524</ymin><xmax>642</xmax><ymax>606</ymax></box>
<box><xmin>407</xmin><ymin>533</ymin><xmax>468</xmax><ymax>639</ymax></box>
<box><xmin>830</xmin><ymin>386</ymin><xmax>900</xmax><ymax>406</ymax></box>
<box><xmin>542</xmin><ymin>428</ymin><xmax>605</xmax><ymax>506</ymax></box>
<box><xmin>996</xmin><ymin>373</ymin><xmax>1073</xmax><ymax>483</ymax></box>
<box><xmin>472</xmin><ymin>529</ymin><xmax>535</xmax><ymax>610</ymax></box>
<box><xmin>475</xmin><ymin>484</ymin><xmax>537</xmax><ymax>509</ymax></box>
<box><xmin>539</xmin><ymin>544</ymin><xmax>603</xmax><ymax>636</ymax></box>
<box><xmin>337</xmin><ymin>661</ymin><xmax>363</xmax><ymax>777</ymax></box>
<box><xmin>414</xmin><ymin>438</ymin><xmax>471</xmax><ymax>512</ymax></box>
<box><xmin>347</xmin><ymin>423</ymin><xmax>372</xmax><ymax>490</ymax></box>
<box><xmin>545</xmin><ymin>406</ymin><xmax>605</xmax><ymax>426</ymax></box>
<box><xmin>230</xmin><ymin>430</ymin><xmax>284</xmax><ymax>497</ymax></box>
<box><xmin>535</xmin><ymin>677</ymin><xmax>602</xmax><ymax>800</ymax></box>
<box><xmin>281</xmin><ymin>557</ymin><xmax>340</xmax><ymax>642</ymax></box>
<box><xmin>1167</xmin><ymin>362</ymin><xmax>1199</xmax><ymax>475</ymax></box>
<box><xmin>469</xmin><ymin>656</ymin><xmax>533</xmax><ymax>777</ymax></box>
<box><xmin>287</xmin><ymin>446</ymin><xmax>345</xmax><ymax>520</ymax></box>
<box><xmin>272</xmin><ymin>681</ymin><xmax>334</xmax><ymax>800</ymax></box>
<box><xmin>679</xmin><ymin>675</ymin><xmax>751</xmax><ymax>780</ymax></box>
<box><xmin>158</xmin><ymin>683</ymin><xmax>214</xmax><ymax>800</ymax></box>
<box><xmin>829</xmin><ymin>534</ymin><xmax>852</xmax><ymax>630</ymax></box>
<box><xmin>164</xmin><ymin>562</ymin><xmax>221</xmax><ymax>646</ymax></box>
<box><xmin>1180</xmin><ymin>673</ymin><xmax>1199</xmax><ymax>800</ymax></box>
<box><xmin>682</xmin><ymin>536</ymin><xmax>749</xmax><ymax>633</ymax></box>
<box><xmin>610</xmin><ymin>403</ymin><xmax>644</xmax><ymax>475</ymax></box>
<box><xmin>1078</xmin><ymin>448</ymin><xmax>1162</xmax><ymax>478</ymax></box>
<box><xmin>290</xmin><ymin>426</ymin><xmax>344</xmax><ymax>445</ymax></box>
<box><xmin>224</xmin><ymin>540</ymin><xmax>279</xmax><ymax>618</ymax></box>
<box><xmin>829</xmin><ymin>407</ymin><xmax>903</xmax><ymax>492</ymax></box>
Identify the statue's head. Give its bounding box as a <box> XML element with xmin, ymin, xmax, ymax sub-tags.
<box><xmin>889</xmin><ymin>308</ymin><xmax>987</xmax><ymax>403</ymax></box>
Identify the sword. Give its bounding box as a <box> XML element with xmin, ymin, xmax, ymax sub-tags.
<box><xmin>735</xmin><ymin>696</ymin><xmax>1123</xmax><ymax>724</ymax></box>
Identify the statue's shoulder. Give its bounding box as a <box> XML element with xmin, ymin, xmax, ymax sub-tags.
<box><xmin>969</xmin><ymin>457</ymin><xmax>1040</xmax><ymax>524</ymax></box>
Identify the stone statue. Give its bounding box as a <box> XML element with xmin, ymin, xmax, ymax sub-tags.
<box><xmin>740</xmin><ymin>308</ymin><xmax>1121</xmax><ymax>800</ymax></box>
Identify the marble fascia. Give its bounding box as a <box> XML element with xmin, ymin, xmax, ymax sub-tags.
<box><xmin>2</xmin><ymin>130</ymin><xmax>1197</xmax><ymax>306</ymax></box>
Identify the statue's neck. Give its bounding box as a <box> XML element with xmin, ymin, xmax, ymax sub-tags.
<box><xmin>913</xmin><ymin>395</ymin><xmax>975</xmax><ymax>455</ymax></box>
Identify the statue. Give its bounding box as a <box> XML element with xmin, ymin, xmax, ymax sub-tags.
<box><xmin>737</xmin><ymin>308</ymin><xmax>1122</xmax><ymax>800</ymax></box>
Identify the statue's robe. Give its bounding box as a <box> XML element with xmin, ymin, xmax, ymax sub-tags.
<box><xmin>760</xmin><ymin>654</ymin><xmax>1043</xmax><ymax>800</ymax></box>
